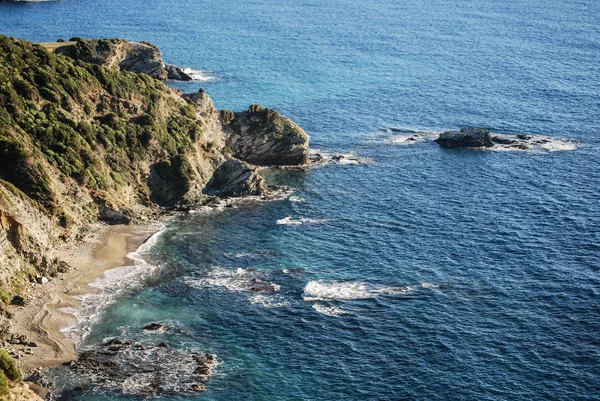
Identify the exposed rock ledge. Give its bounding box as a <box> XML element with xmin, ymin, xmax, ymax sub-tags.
<box><xmin>221</xmin><ymin>104</ymin><xmax>310</xmax><ymax>166</ymax></box>
<box><xmin>54</xmin><ymin>38</ymin><xmax>193</xmax><ymax>81</ymax></box>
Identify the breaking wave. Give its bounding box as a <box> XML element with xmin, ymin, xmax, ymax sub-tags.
<box><xmin>276</xmin><ymin>216</ymin><xmax>328</xmax><ymax>225</ymax></box>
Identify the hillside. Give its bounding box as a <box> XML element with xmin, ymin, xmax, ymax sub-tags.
<box><xmin>0</xmin><ymin>34</ymin><xmax>309</xmax><ymax>300</ymax></box>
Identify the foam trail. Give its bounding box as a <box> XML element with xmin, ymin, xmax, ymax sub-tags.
<box><xmin>312</xmin><ymin>303</ymin><xmax>347</xmax><ymax>317</ymax></box>
<box><xmin>277</xmin><ymin>216</ymin><xmax>328</xmax><ymax>225</ymax></box>
<box><xmin>182</xmin><ymin>68</ymin><xmax>217</xmax><ymax>82</ymax></box>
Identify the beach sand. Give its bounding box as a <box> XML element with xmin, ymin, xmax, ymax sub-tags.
<box><xmin>7</xmin><ymin>224</ymin><xmax>159</xmax><ymax>374</ymax></box>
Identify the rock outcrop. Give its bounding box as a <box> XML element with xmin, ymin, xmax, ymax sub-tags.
<box><xmin>205</xmin><ymin>158</ymin><xmax>267</xmax><ymax>198</ymax></box>
<box><xmin>222</xmin><ymin>104</ymin><xmax>310</xmax><ymax>166</ymax></box>
<box><xmin>55</xmin><ymin>38</ymin><xmax>193</xmax><ymax>81</ymax></box>
<box><xmin>435</xmin><ymin>127</ymin><xmax>493</xmax><ymax>148</ymax></box>
<box><xmin>62</xmin><ymin>339</ymin><xmax>217</xmax><ymax>396</ymax></box>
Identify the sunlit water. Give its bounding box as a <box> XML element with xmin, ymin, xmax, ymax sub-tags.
<box><xmin>1</xmin><ymin>0</ymin><xmax>600</xmax><ymax>399</ymax></box>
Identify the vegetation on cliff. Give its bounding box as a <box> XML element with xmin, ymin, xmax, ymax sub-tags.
<box><xmin>0</xmin><ymin>35</ymin><xmax>208</xmax><ymax>214</ymax></box>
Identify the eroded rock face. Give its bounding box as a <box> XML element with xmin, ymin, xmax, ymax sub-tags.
<box><xmin>435</xmin><ymin>127</ymin><xmax>493</xmax><ymax>148</ymax></box>
<box><xmin>64</xmin><ymin>339</ymin><xmax>217</xmax><ymax>397</ymax></box>
<box><xmin>223</xmin><ymin>105</ymin><xmax>310</xmax><ymax>166</ymax></box>
<box><xmin>205</xmin><ymin>158</ymin><xmax>267</xmax><ymax>198</ymax></box>
<box><xmin>55</xmin><ymin>38</ymin><xmax>192</xmax><ymax>81</ymax></box>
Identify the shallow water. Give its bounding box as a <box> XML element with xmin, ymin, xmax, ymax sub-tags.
<box><xmin>2</xmin><ymin>0</ymin><xmax>600</xmax><ymax>399</ymax></box>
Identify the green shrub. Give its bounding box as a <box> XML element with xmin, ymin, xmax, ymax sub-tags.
<box><xmin>219</xmin><ymin>109</ymin><xmax>235</xmax><ymax>125</ymax></box>
<box><xmin>248</xmin><ymin>104</ymin><xmax>264</xmax><ymax>114</ymax></box>
<box><xmin>0</xmin><ymin>350</ymin><xmax>21</xmax><ymax>382</ymax></box>
<box><xmin>0</xmin><ymin>370</ymin><xmax>9</xmax><ymax>397</ymax></box>
<box><xmin>0</xmin><ymin>291</ymin><xmax>9</xmax><ymax>306</ymax></box>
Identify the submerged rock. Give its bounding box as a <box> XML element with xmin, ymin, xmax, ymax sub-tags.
<box><xmin>205</xmin><ymin>158</ymin><xmax>267</xmax><ymax>198</ymax></box>
<box><xmin>223</xmin><ymin>104</ymin><xmax>310</xmax><ymax>166</ymax></box>
<box><xmin>66</xmin><ymin>340</ymin><xmax>217</xmax><ymax>397</ymax></box>
<box><xmin>143</xmin><ymin>323</ymin><xmax>164</xmax><ymax>331</ymax></box>
<box><xmin>435</xmin><ymin>127</ymin><xmax>493</xmax><ymax>148</ymax></box>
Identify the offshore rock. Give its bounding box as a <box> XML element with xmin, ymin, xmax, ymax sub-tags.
<box><xmin>64</xmin><ymin>340</ymin><xmax>217</xmax><ymax>397</ymax></box>
<box><xmin>166</xmin><ymin>64</ymin><xmax>193</xmax><ymax>81</ymax></box>
<box><xmin>205</xmin><ymin>158</ymin><xmax>267</xmax><ymax>198</ymax></box>
<box><xmin>223</xmin><ymin>104</ymin><xmax>310</xmax><ymax>166</ymax></box>
<box><xmin>435</xmin><ymin>127</ymin><xmax>493</xmax><ymax>148</ymax></box>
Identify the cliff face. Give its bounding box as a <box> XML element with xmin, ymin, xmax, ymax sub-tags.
<box><xmin>222</xmin><ymin>104</ymin><xmax>310</xmax><ymax>166</ymax></box>
<box><xmin>0</xmin><ymin>35</ymin><xmax>309</xmax><ymax>294</ymax></box>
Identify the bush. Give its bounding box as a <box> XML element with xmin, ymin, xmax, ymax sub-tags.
<box><xmin>0</xmin><ymin>370</ymin><xmax>8</xmax><ymax>398</ymax></box>
<box><xmin>248</xmin><ymin>104</ymin><xmax>264</xmax><ymax>114</ymax></box>
<box><xmin>0</xmin><ymin>350</ymin><xmax>21</xmax><ymax>382</ymax></box>
<box><xmin>219</xmin><ymin>109</ymin><xmax>234</xmax><ymax>125</ymax></box>
<box><xmin>0</xmin><ymin>291</ymin><xmax>8</xmax><ymax>306</ymax></box>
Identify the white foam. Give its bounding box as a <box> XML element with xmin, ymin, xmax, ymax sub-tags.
<box><xmin>187</xmin><ymin>267</ymin><xmax>280</xmax><ymax>293</ymax></box>
<box><xmin>276</xmin><ymin>216</ymin><xmax>328</xmax><ymax>225</ymax></box>
<box><xmin>250</xmin><ymin>294</ymin><xmax>291</xmax><ymax>308</ymax></box>
<box><xmin>303</xmin><ymin>280</ymin><xmax>423</xmax><ymax>302</ymax></box>
<box><xmin>303</xmin><ymin>281</ymin><xmax>371</xmax><ymax>301</ymax></box>
<box><xmin>421</xmin><ymin>282</ymin><xmax>439</xmax><ymax>289</ymax></box>
<box><xmin>289</xmin><ymin>196</ymin><xmax>306</xmax><ymax>203</ymax></box>
<box><xmin>60</xmin><ymin>226</ymin><xmax>166</xmax><ymax>347</ymax></box>
<box><xmin>182</xmin><ymin>68</ymin><xmax>217</xmax><ymax>82</ymax></box>
<box><xmin>312</xmin><ymin>303</ymin><xmax>347</xmax><ymax>317</ymax></box>
<box><xmin>309</xmin><ymin>149</ymin><xmax>370</xmax><ymax>167</ymax></box>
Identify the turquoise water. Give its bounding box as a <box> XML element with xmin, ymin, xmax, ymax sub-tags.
<box><xmin>2</xmin><ymin>0</ymin><xmax>600</xmax><ymax>399</ymax></box>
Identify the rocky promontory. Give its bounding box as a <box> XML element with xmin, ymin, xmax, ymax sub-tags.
<box><xmin>53</xmin><ymin>38</ymin><xmax>193</xmax><ymax>81</ymax></box>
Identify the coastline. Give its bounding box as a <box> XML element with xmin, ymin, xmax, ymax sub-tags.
<box><xmin>7</xmin><ymin>223</ymin><xmax>160</xmax><ymax>374</ymax></box>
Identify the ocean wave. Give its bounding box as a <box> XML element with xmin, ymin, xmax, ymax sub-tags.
<box><xmin>182</xmin><ymin>68</ymin><xmax>217</xmax><ymax>82</ymax></box>
<box><xmin>309</xmin><ymin>149</ymin><xmax>370</xmax><ymax>167</ymax></box>
<box><xmin>276</xmin><ymin>216</ymin><xmax>328</xmax><ymax>225</ymax></box>
<box><xmin>61</xmin><ymin>227</ymin><xmax>166</xmax><ymax>347</ymax></box>
<box><xmin>303</xmin><ymin>280</ymin><xmax>427</xmax><ymax>302</ymax></box>
<box><xmin>289</xmin><ymin>195</ymin><xmax>306</xmax><ymax>203</ymax></box>
<box><xmin>250</xmin><ymin>294</ymin><xmax>291</xmax><ymax>308</ymax></box>
<box><xmin>187</xmin><ymin>267</ymin><xmax>280</xmax><ymax>293</ymax></box>
<box><xmin>303</xmin><ymin>281</ymin><xmax>371</xmax><ymax>301</ymax></box>
<box><xmin>312</xmin><ymin>303</ymin><xmax>347</xmax><ymax>317</ymax></box>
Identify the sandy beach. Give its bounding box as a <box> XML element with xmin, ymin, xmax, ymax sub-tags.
<box><xmin>7</xmin><ymin>224</ymin><xmax>159</xmax><ymax>374</ymax></box>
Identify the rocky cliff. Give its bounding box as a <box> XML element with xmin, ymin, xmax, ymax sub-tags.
<box><xmin>54</xmin><ymin>38</ymin><xmax>193</xmax><ymax>81</ymax></box>
<box><xmin>0</xmin><ymin>35</ymin><xmax>309</xmax><ymax>300</ymax></box>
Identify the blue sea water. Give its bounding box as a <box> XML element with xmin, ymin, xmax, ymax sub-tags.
<box><xmin>2</xmin><ymin>0</ymin><xmax>600</xmax><ymax>399</ymax></box>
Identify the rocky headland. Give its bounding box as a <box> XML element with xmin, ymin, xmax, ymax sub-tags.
<box><xmin>0</xmin><ymin>34</ymin><xmax>310</xmax><ymax>399</ymax></box>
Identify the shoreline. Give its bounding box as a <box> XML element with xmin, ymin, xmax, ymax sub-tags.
<box><xmin>7</xmin><ymin>223</ymin><xmax>160</xmax><ymax>375</ymax></box>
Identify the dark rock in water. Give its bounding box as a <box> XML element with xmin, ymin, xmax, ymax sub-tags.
<box><xmin>144</xmin><ymin>323</ymin><xmax>164</xmax><ymax>331</ymax></box>
<box><xmin>517</xmin><ymin>134</ymin><xmax>533</xmax><ymax>140</ymax></box>
<box><xmin>435</xmin><ymin>127</ymin><xmax>493</xmax><ymax>148</ymax></box>
<box><xmin>165</xmin><ymin>64</ymin><xmax>193</xmax><ymax>81</ymax></box>
<box><xmin>491</xmin><ymin>136</ymin><xmax>517</xmax><ymax>145</ymax></box>
<box><xmin>68</xmin><ymin>340</ymin><xmax>217</xmax><ymax>397</ymax></box>
<box><xmin>249</xmin><ymin>278</ymin><xmax>278</xmax><ymax>293</ymax></box>
<box><xmin>223</xmin><ymin>104</ymin><xmax>310</xmax><ymax>166</ymax></box>
<box><xmin>10</xmin><ymin>296</ymin><xmax>26</xmax><ymax>306</ymax></box>
<box><xmin>205</xmin><ymin>158</ymin><xmax>267</xmax><ymax>198</ymax></box>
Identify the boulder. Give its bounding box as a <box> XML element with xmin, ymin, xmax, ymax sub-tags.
<box><xmin>223</xmin><ymin>105</ymin><xmax>310</xmax><ymax>166</ymax></box>
<box><xmin>166</xmin><ymin>64</ymin><xmax>193</xmax><ymax>81</ymax></box>
<box><xmin>435</xmin><ymin>127</ymin><xmax>493</xmax><ymax>148</ymax></box>
<box><xmin>205</xmin><ymin>158</ymin><xmax>267</xmax><ymax>198</ymax></box>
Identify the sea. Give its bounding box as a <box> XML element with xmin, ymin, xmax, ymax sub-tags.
<box><xmin>1</xmin><ymin>0</ymin><xmax>600</xmax><ymax>399</ymax></box>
